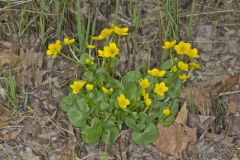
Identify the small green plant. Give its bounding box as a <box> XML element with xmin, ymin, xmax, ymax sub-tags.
<box><xmin>46</xmin><ymin>25</ymin><xmax>201</xmax><ymax>146</ymax></box>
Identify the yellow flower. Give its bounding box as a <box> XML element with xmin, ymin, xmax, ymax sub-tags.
<box><xmin>100</xmin><ymin>28</ymin><xmax>113</xmax><ymax>38</ymax></box>
<box><xmin>179</xmin><ymin>74</ymin><xmax>190</xmax><ymax>80</ymax></box>
<box><xmin>143</xmin><ymin>93</ymin><xmax>152</xmax><ymax>106</ymax></box>
<box><xmin>64</xmin><ymin>38</ymin><xmax>75</xmax><ymax>45</ymax></box>
<box><xmin>70</xmin><ymin>80</ymin><xmax>86</xmax><ymax>94</ymax></box>
<box><xmin>178</xmin><ymin>61</ymin><xmax>189</xmax><ymax>71</ymax></box>
<box><xmin>97</xmin><ymin>43</ymin><xmax>119</xmax><ymax>58</ymax></box>
<box><xmin>86</xmin><ymin>83</ymin><xmax>94</xmax><ymax>91</ymax></box>
<box><xmin>172</xmin><ymin>66</ymin><xmax>177</xmax><ymax>72</ymax></box>
<box><xmin>148</xmin><ymin>68</ymin><xmax>166</xmax><ymax>77</ymax></box>
<box><xmin>91</xmin><ymin>35</ymin><xmax>105</xmax><ymax>41</ymax></box>
<box><xmin>85</xmin><ymin>58</ymin><xmax>94</xmax><ymax>65</ymax></box>
<box><xmin>162</xmin><ymin>108</ymin><xmax>171</xmax><ymax>117</ymax></box>
<box><xmin>189</xmin><ymin>62</ymin><xmax>201</xmax><ymax>69</ymax></box>
<box><xmin>98</xmin><ymin>49</ymin><xmax>106</xmax><ymax>57</ymax></box>
<box><xmin>187</xmin><ymin>48</ymin><xmax>199</xmax><ymax>58</ymax></box>
<box><xmin>104</xmin><ymin>43</ymin><xmax>119</xmax><ymax>58</ymax></box>
<box><xmin>91</xmin><ymin>28</ymin><xmax>113</xmax><ymax>40</ymax></box>
<box><xmin>46</xmin><ymin>40</ymin><xmax>62</xmax><ymax>58</ymax></box>
<box><xmin>111</xmin><ymin>24</ymin><xmax>129</xmax><ymax>36</ymax></box>
<box><xmin>138</xmin><ymin>79</ymin><xmax>150</xmax><ymax>89</ymax></box>
<box><xmin>162</xmin><ymin>40</ymin><xmax>176</xmax><ymax>49</ymax></box>
<box><xmin>102</xmin><ymin>86</ymin><xmax>113</xmax><ymax>94</ymax></box>
<box><xmin>154</xmin><ymin>82</ymin><xmax>168</xmax><ymax>96</ymax></box>
<box><xmin>86</xmin><ymin>44</ymin><xmax>96</xmax><ymax>49</ymax></box>
<box><xmin>174</xmin><ymin>41</ymin><xmax>191</xmax><ymax>55</ymax></box>
<box><xmin>117</xmin><ymin>94</ymin><xmax>130</xmax><ymax>109</ymax></box>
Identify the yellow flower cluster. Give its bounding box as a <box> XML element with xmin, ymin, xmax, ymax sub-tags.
<box><xmin>70</xmin><ymin>80</ymin><xmax>94</xmax><ymax>94</ymax></box>
<box><xmin>161</xmin><ymin>40</ymin><xmax>202</xmax><ymax>81</ymax></box>
<box><xmin>138</xmin><ymin>79</ymin><xmax>150</xmax><ymax>89</ymax></box>
<box><xmin>102</xmin><ymin>86</ymin><xmax>113</xmax><ymax>95</ymax></box>
<box><xmin>117</xmin><ymin>94</ymin><xmax>130</xmax><ymax>109</ymax></box>
<box><xmin>143</xmin><ymin>92</ymin><xmax>152</xmax><ymax>106</ymax></box>
<box><xmin>46</xmin><ymin>37</ymin><xmax>75</xmax><ymax>58</ymax></box>
<box><xmin>91</xmin><ymin>24</ymin><xmax>129</xmax><ymax>41</ymax></box>
<box><xmin>154</xmin><ymin>82</ymin><xmax>168</xmax><ymax>96</ymax></box>
<box><xmin>98</xmin><ymin>42</ymin><xmax>119</xmax><ymax>58</ymax></box>
<box><xmin>46</xmin><ymin>40</ymin><xmax>62</xmax><ymax>58</ymax></box>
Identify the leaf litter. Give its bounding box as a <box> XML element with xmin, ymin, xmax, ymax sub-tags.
<box><xmin>0</xmin><ymin>0</ymin><xmax>240</xmax><ymax>160</ymax></box>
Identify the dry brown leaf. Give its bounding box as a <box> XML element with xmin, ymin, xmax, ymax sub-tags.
<box><xmin>180</xmin><ymin>73</ymin><xmax>240</xmax><ymax>114</ymax></box>
<box><xmin>230</xmin><ymin>116</ymin><xmax>240</xmax><ymax>136</ymax></box>
<box><xmin>0</xmin><ymin>49</ymin><xmax>20</xmax><ymax>68</ymax></box>
<box><xmin>154</xmin><ymin>122</ymin><xmax>195</xmax><ymax>157</ymax></box>
<box><xmin>175</xmin><ymin>101</ymin><xmax>188</xmax><ymax>125</ymax></box>
<box><xmin>3</xmin><ymin>128</ymin><xmax>22</xmax><ymax>141</ymax></box>
<box><xmin>228</xmin><ymin>95</ymin><xmax>240</xmax><ymax>114</ymax></box>
<box><xmin>37</xmin><ymin>128</ymin><xmax>59</xmax><ymax>140</ymax></box>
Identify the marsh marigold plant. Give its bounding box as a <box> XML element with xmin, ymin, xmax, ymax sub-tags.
<box><xmin>47</xmin><ymin>26</ymin><xmax>201</xmax><ymax>146</ymax></box>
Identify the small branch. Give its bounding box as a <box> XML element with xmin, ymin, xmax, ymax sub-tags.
<box><xmin>219</xmin><ymin>90</ymin><xmax>240</xmax><ymax>97</ymax></box>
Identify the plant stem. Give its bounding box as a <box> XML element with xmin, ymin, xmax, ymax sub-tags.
<box><xmin>59</xmin><ymin>52</ymin><xmax>79</xmax><ymax>64</ymax></box>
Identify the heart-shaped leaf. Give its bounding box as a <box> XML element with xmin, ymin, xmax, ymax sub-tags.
<box><xmin>131</xmin><ymin>123</ymin><xmax>158</xmax><ymax>145</ymax></box>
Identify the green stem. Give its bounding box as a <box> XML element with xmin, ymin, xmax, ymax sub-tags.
<box><xmin>108</xmin><ymin>58</ymin><xmax>112</xmax><ymax>73</ymax></box>
<box><xmin>59</xmin><ymin>52</ymin><xmax>80</xmax><ymax>64</ymax></box>
<box><xmin>117</xmin><ymin>36</ymin><xmax>121</xmax><ymax>46</ymax></box>
<box><xmin>68</xmin><ymin>46</ymin><xmax>80</xmax><ymax>62</ymax></box>
<box><xmin>170</xmin><ymin>48</ymin><xmax>173</xmax><ymax>64</ymax></box>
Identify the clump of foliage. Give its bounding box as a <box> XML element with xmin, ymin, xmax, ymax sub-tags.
<box><xmin>46</xmin><ymin>24</ymin><xmax>200</xmax><ymax>146</ymax></box>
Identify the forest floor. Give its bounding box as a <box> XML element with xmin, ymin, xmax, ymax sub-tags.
<box><xmin>0</xmin><ymin>0</ymin><xmax>240</xmax><ymax>159</ymax></box>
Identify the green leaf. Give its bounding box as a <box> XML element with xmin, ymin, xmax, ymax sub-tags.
<box><xmin>152</xmin><ymin>94</ymin><xmax>165</xmax><ymax>101</ymax></box>
<box><xmin>96</xmin><ymin>67</ymin><xmax>109</xmax><ymax>82</ymax></box>
<box><xmin>75</xmin><ymin>98</ymin><xmax>90</xmax><ymax>113</ymax></box>
<box><xmin>81</xmin><ymin>118</ymin><xmax>102</xmax><ymax>145</ymax></box>
<box><xmin>100</xmin><ymin>101</ymin><xmax>111</xmax><ymax>110</ymax></box>
<box><xmin>79</xmin><ymin>53</ymin><xmax>90</xmax><ymax>65</ymax></box>
<box><xmin>167</xmin><ymin>78</ymin><xmax>182</xmax><ymax>98</ymax></box>
<box><xmin>122</xmin><ymin>70</ymin><xmax>141</xmax><ymax>84</ymax></box>
<box><xmin>67</xmin><ymin>105</ymin><xmax>86</xmax><ymax>127</ymax></box>
<box><xmin>159</xmin><ymin>100</ymin><xmax>179</xmax><ymax>127</ymax></box>
<box><xmin>125</xmin><ymin>117</ymin><xmax>138</xmax><ymax>130</ymax></box>
<box><xmin>131</xmin><ymin>123</ymin><xmax>158</xmax><ymax>145</ymax></box>
<box><xmin>136</xmin><ymin>120</ymin><xmax>146</xmax><ymax>131</ymax></box>
<box><xmin>59</xmin><ymin>95</ymin><xmax>74</xmax><ymax>112</ymax></box>
<box><xmin>102</xmin><ymin>121</ymin><xmax>119</xmax><ymax>145</ymax></box>
<box><xmin>160</xmin><ymin>59</ymin><xmax>173</xmax><ymax>70</ymax></box>
<box><xmin>123</xmin><ymin>82</ymin><xmax>139</xmax><ymax>100</ymax></box>
<box><xmin>83</xmin><ymin>70</ymin><xmax>94</xmax><ymax>82</ymax></box>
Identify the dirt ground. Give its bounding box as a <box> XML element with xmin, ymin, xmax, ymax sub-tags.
<box><xmin>0</xmin><ymin>0</ymin><xmax>240</xmax><ymax>160</ymax></box>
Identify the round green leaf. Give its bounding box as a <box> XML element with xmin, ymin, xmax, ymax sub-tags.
<box><xmin>81</xmin><ymin>118</ymin><xmax>102</xmax><ymax>145</ymax></box>
<box><xmin>59</xmin><ymin>95</ymin><xmax>74</xmax><ymax>112</ymax></box>
<box><xmin>131</xmin><ymin>123</ymin><xmax>158</xmax><ymax>145</ymax></box>
<box><xmin>67</xmin><ymin>106</ymin><xmax>86</xmax><ymax>127</ymax></box>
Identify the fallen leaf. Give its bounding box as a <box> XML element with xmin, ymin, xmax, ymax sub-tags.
<box><xmin>175</xmin><ymin>101</ymin><xmax>188</xmax><ymax>125</ymax></box>
<box><xmin>228</xmin><ymin>94</ymin><xmax>240</xmax><ymax>114</ymax></box>
<box><xmin>154</xmin><ymin>122</ymin><xmax>194</xmax><ymax>157</ymax></box>
<box><xmin>180</xmin><ymin>73</ymin><xmax>240</xmax><ymax>114</ymax></box>
<box><xmin>230</xmin><ymin>116</ymin><xmax>240</xmax><ymax>136</ymax></box>
<box><xmin>187</xmin><ymin>113</ymin><xmax>215</xmax><ymax>139</ymax></box>
<box><xmin>3</xmin><ymin>128</ymin><xmax>22</xmax><ymax>141</ymax></box>
<box><xmin>0</xmin><ymin>49</ymin><xmax>20</xmax><ymax>68</ymax></box>
<box><xmin>37</xmin><ymin>129</ymin><xmax>59</xmax><ymax>140</ymax></box>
